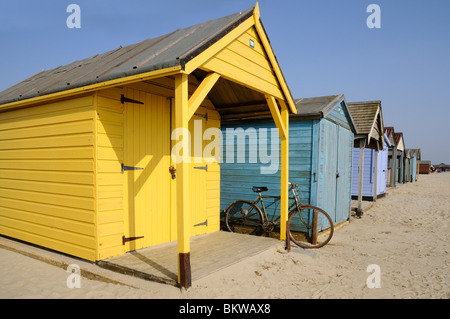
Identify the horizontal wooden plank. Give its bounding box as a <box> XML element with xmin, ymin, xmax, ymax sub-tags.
<box><xmin>98</xmin><ymin>185</ymin><xmax>123</xmax><ymax>199</ymax></box>
<box><xmin>0</xmin><ymin>95</ymin><xmax>94</xmax><ymax>121</ymax></box>
<box><xmin>214</xmin><ymin>48</ymin><xmax>278</xmax><ymax>88</ymax></box>
<box><xmin>97</xmin><ymin>146</ymin><xmax>123</xmax><ymax>161</ymax></box>
<box><xmin>97</xmin><ymin>197</ymin><xmax>123</xmax><ymax>212</ymax></box>
<box><xmin>201</xmin><ymin>57</ymin><xmax>283</xmax><ymax>100</ymax></box>
<box><xmin>0</xmin><ymin>133</ymin><xmax>93</xmax><ymax>150</ymax></box>
<box><xmin>97</xmin><ymin>160</ymin><xmax>122</xmax><ymax>173</ymax></box>
<box><xmin>0</xmin><ymin>159</ymin><xmax>94</xmax><ymax>172</ymax></box>
<box><xmin>97</xmin><ymin>96</ymin><xmax>123</xmax><ymax>113</ymax></box>
<box><xmin>97</xmin><ymin>222</ymin><xmax>123</xmax><ymax>238</ymax></box>
<box><xmin>0</xmin><ymin>224</ymin><xmax>96</xmax><ymax>261</ymax></box>
<box><xmin>0</xmin><ymin>214</ymin><xmax>96</xmax><ymax>249</ymax></box>
<box><xmin>97</xmin><ymin>173</ymin><xmax>123</xmax><ymax>186</ymax></box>
<box><xmin>0</xmin><ymin>178</ymin><xmax>94</xmax><ymax>198</ymax></box>
<box><xmin>97</xmin><ymin>134</ymin><xmax>123</xmax><ymax>148</ymax></box>
<box><xmin>0</xmin><ymin>120</ymin><xmax>94</xmax><ymax>140</ymax></box>
<box><xmin>97</xmin><ymin>108</ymin><xmax>123</xmax><ymax>124</ymax></box>
<box><xmin>97</xmin><ymin>210</ymin><xmax>123</xmax><ymax>225</ymax></box>
<box><xmin>0</xmin><ymin>108</ymin><xmax>95</xmax><ymax>132</ymax></box>
<box><xmin>0</xmin><ymin>197</ymin><xmax>94</xmax><ymax>223</ymax></box>
<box><xmin>97</xmin><ymin>121</ymin><xmax>123</xmax><ymax>136</ymax></box>
<box><xmin>0</xmin><ymin>169</ymin><xmax>94</xmax><ymax>185</ymax></box>
<box><xmin>0</xmin><ymin>206</ymin><xmax>95</xmax><ymax>236</ymax></box>
<box><xmin>0</xmin><ymin>187</ymin><xmax>95</xmax><ymax>211</ymax></box>
<box><xmin>0</xmin><ymin>146</ymin><xmax>94</xmax><ymax>160</ymax></box>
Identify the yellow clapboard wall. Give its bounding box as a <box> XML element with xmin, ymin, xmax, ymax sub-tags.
<box><xmin>0</xmin><ymin>95</ymin><xmax>97</xmax><ymax>261</ymax></box>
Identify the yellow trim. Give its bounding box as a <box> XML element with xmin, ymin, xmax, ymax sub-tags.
<box><xmin>187</xmin><ymin>72</ymin><xmax>220</xmax><ymax>121</ymax></box>
<box><xmin>265</xmin><ymin>95</ymin><xmax>286</xmax><ymax>139</ymax></box>
<box><xmin>253</xmin><ymin>12</ymin><xmax>297</xmax><ymax>114</ymax></box>
<box><xmin>279</xmin><ymin>100</ymin><xmax>289</xmax><ymax>241</ymax></box>
<box><xmin>183</xmin><ymin>16</ymin><xmax>255</xmax><ymax>75</ymax></box>
<box><xmin>0</xmin><ymin>66</ymin><xmax>182</xmax><ymax>112</ymax></box>
<box><xmin>174</xmin><ymin>74</ymin><xmax>191</xmax><ymax>282</ymax></box>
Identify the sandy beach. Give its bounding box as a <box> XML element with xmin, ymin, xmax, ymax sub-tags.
<box><xmin>0</xmin><ymin>173</ymin><xmax>449</xmax><ymax>299</ymax></box>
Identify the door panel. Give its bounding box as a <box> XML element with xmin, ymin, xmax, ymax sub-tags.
<box><xmin>123</xmin><ymin>89</ymin><xmax>171</xmax><ymax>251</ymax></box>
<box><xmin>190</xmin><ymin>117</ymin><xmax>207</xmax><ymax>236</ymax></box>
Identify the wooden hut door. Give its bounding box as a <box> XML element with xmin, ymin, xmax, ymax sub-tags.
<box><xmin>123</xmin><ymin>89</ymin><xmax>172</xmax><ymax>252</ymax></box>
<box><xmin>334</xmin><ymin>125</ymin><xmax>352</xmax><ymax>224</ymax></box>
<box><xmin>189</xmin><ymin>117</ymin><xmax>208</xmax><ymax>236</ymax></box>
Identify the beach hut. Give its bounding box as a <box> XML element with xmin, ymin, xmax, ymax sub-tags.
<box><xmin>351</xmin><ymin>132</ymin><xmax>391</xmax><ymax>201</ymax></box>
<box><xmin>394</xmin><ymin>132</ymin><xmax>405</xmax><ymax>184</ymax></box>
<box><xmin>419</xmin><ymin>161</ymin><xmax>432</xmax><ymax>174</ymax></box>
<box><xmin>220</xmin><ymin>94</ymin><xmax>357</xmax><ymax>228</ymax></box>
<box><xmin>0</xmin><ymin>4</ymin><xmax>297</xmax><ymax>288</ymax></box>
<box><xmin>347</xmin><ymin>101</ymin><xmax>385</xmax><ymax>215</ymax></box>
<box><xmin>384</xmin><ymin>127</ymin><xmax>395</xmax><ymax>187</ymax></box>
<box><xmin>403</xmin><ymin>149</ymin><xmax>412</xmax><ymax>183</ymax></box>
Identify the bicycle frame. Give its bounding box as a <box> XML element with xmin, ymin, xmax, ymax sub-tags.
<box><xmin>252</xmin><ymin>183</ymin><xmax>303</xmax><ymax>225</ymax></box>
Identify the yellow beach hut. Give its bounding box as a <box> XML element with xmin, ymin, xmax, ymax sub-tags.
<box><xmin>0</xmin><ymin>4</ymin><xmax>296</xmax><ymax>288</ymax></box>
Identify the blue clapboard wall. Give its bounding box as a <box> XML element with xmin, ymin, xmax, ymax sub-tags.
<box><xmin>220</xmin><ymin>98</ymin><xmax>354</xmax><ymax>228</ymax></box>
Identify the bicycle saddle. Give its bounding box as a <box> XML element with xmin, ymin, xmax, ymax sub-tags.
<box><xmin>252</xmin><ymin>186</ymin><xmax>268</xmax><ymax>193</ymax></box>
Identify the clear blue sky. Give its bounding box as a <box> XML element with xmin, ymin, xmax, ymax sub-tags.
<box><xmin>1</xmin><ymin>0</ymin><xmax>449</xmax><ymax>164</ymax></box>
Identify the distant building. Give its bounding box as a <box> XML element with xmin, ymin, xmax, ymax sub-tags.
<box><xmin>434</xmin><ymin>163</ymin><xmax>450</xmax><ymax>173</ymax></box>
<box><xmin>419</xmin><ymin>161</ymin><xmax>432</xmax><ymax>174</ymax></box>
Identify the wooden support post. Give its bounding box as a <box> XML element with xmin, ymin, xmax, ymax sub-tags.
<box><xmin>187</xmin><ymin>72</ymin><xmax>220</xmax><ymax>121</ymax></box>
<box><xmin>311</xmin><ymin>209</ymin><xmax>318</xmax><ymax>245</ymax></box>
<box><xmin>265</xmin><ymin>96</ymin><xmax>289</xmax><ymax>242</ymax></box>
<box><xmin>373</xmin><ymin>149</ymin><xmax>379</xmax><ymax>202</ymax></box>
<box><xmin>280</xmin><ymin>100</ymin><xmax>289</xmax><ymax>242</ymax></box>
<box><xmin>391</xmin><ymin>146</ymin><xmax>397</xmax><ymax>187</ymax></box>
<box><xmin>399</xmin><ymin>151</ymin><xmax>404</xmax><ymax>184</ymax></box>
<box><xmin>357</xmin><ymin>138</ymin><xmax>366</xmax><ymax>217</ymax></box>
<box><xmin>174</xmin><ymin>73</ymin><xmax>191</xmax><ymax>289</ymax></box>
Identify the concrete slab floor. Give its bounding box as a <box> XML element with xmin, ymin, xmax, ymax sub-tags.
<box><xmin>97</xmin><ymin>231</ymin><xmax>283</xmax><ymax>287</ymax></box>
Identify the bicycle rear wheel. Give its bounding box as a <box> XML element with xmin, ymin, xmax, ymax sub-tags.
<box><xmin>225</xmin><ymin>200</ymin><xmax>264</xmax><ymax>236</ymax></box>
<box><xmin>288</xmin><ymin>205</ymin><xmax>334</xmax><ymax>249</ymax></box>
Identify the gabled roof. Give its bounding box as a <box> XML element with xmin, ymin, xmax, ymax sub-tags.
<box><xmin>394</xmin><ymin>132</ymin><xmax>403</xmax><ymax>145</ymax></box>
<box><xmin>394</xmin><ymin>132</ymin><xmax>405</xmax><ymax>151</ymax></box>
<box><xmin>0</xmin><ymin>4</ymin><xmax>297</xmax><ymax>115</ymax></box>
<box><xmin>347</xmin><ymin>100</ymin><xmax>385</xmax><ymax>150</ymax></box>
<box><xmin>294</xmin><ymin>94</ymin><xmax>357</xmax><ymax>133</ymax></box>
<box><xmin>294</xmin><ymin>94</ymin><xmax>339</xmax><ymax>116</ymax></box>
<box><xmin>0</xmin><ymin>9</ymin><xmax>253</xmax><ymax>106</ymax></box>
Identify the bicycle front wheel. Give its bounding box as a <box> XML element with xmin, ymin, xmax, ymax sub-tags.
<box><xmin>288</xmin><ymin>205</ymin><xmax>334</xmax><ymax>249</ymax></box>
<box><xmin>225</xmin><ymin>200</ymin><xmax>264</xmax><ymax>236</ymax></box>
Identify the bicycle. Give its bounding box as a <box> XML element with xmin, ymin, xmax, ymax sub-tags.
<box><xmin>224</xmin><ymin>182</ymin><xmax>334</xmax><ymax>249</ymax></box>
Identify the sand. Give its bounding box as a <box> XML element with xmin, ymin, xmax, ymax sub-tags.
<box><xmin>0</xmin><ymin>173</ymin><xmax>449</xmax><ymax>299</ymax></box>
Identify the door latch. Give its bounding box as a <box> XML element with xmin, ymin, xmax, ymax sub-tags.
<box><xmin>194</xmin><ymin>165</ymin><xmax>208</xmax><ymax>171</ymax></box>
<box><xmin>169</xmin><ymin>166</ymin><xmax>176</xmax><ymax>179</ymax></box>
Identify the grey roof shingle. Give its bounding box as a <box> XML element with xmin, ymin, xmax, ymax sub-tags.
<box><xmin>294</xmin><ymin>94</ymin><xmax>343</xmax><ymax>116</ymax></box>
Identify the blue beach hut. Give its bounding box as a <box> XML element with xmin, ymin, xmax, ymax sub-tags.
<box><xmin>220</xmin><ymin>94</ymin><xmax>357</xmax><ymax>228</ymax></box>
<box><xmin>347</xmin><ymin>101</ymin><xmax>386</xmax><ymax>214</ymax></box>
<box><xmin>351</xmin><ymin>132</ymin><xmax>391</xmax><ymax>201</ymax></box>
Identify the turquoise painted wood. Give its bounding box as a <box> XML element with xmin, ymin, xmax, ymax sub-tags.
<box><xmin>220</xmin><ymin>98</ymin><xmax>355</xmax><ymax>230</ymax></box>
<box><xmin>411</xmin><ymin>153</ymin><xmax>417</xmax><ymax>182</ymax></box>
